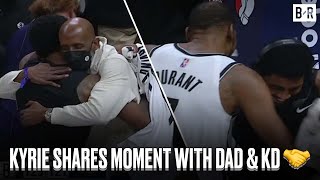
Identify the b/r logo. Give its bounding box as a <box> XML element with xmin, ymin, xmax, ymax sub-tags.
<box><xmin>293</xmin><ymin>4</ymin><xmax>317</xmax><ymax>22</ymax></box>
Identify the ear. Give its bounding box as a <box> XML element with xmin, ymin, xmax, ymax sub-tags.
<box><xmin>92</xmin><ymin>37</ymin><xmax>100</xmax><ymax>50</ymax></box>
<box><xmin>230</xmin><ymin>24</ymin><xmax>236</xmax><ymax>40</ymax></box>
<box><xmin>68</xmin><ymin>9</ymin><xmax>76</xmax><ymax>18</ymax></box>
<box><xmin>185</xmin><ymin>27</ymin><xmax>191</xmax><ymax>42</ymax></box>
<box><xmin>226</xmin><ymin>24</ymin><xmax>237</xmax><ymax>55</ymax></box>
<box><xmin>226</xmin><ymin>24</ymin><xmax>234</xmax><ymax>40</ymax></box>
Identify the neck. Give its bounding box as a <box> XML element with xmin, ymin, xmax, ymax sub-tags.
<box><xmin>181</xmin><ymin>34</ymin><xmax>229</xmax><ymax>55</ymax></box>
<box><xmin>55</xmin><ymin>12</ymin><xmax>70</xmax><ymax>19</ymax></box>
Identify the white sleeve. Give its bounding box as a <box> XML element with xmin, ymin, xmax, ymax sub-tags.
<box><xmin>51</xmin><ymin>56</ymin><xmax>137</xmax><ymax>127</ymax></box>
<box><xmin>0</xmin><ymin>70</ymin><xmax>22</xmax><ymax>100</ymax></box>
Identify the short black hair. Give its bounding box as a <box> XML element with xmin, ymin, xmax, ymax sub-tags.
<box><xmin>29</xmin><ymin>15</ymin><xmax>67</xmax><ymax>58</ymax></box>
<box><xmin>255</xmin><ymin>39</ymin><xmax>314</xmax><ymax>79</ymax></box>
<box><xmin>188</xmin><ymin>1</ymin><xmax>235</xmax><ymax>30</ymax></box>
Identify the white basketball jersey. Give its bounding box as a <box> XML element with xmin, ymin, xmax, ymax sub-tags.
<box><xmin>119</xmin><ymin>72</ymin><xmax>174</xmax><ymax>148</ymax></box>
<box><xmin>150</xmin><ymin>43</ymin><xmax>239</xmax><ymax>148</ymax></box>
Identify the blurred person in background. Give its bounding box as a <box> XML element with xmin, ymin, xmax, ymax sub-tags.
<box><xmin>6</xmin><ymin>0</ymin><xmax>80</xmax><ymax>72</ymax></box>
<box><xmin>0</xmin><ymin>0</ymin><xmax>33</xmax><ymax>76</ymax></box>
<box><xmin>82</xmin><ymin>0</ymin><xmax>137</xmax><ymax>46</ymax></box>
<box><xmin>0</xmin><ymin>0</ymin><xmax>33</xmax><ymax>161</ymax></box>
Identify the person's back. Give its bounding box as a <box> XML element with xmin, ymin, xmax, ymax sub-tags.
<box><xmin>148</xmin><ymin>3</ymin><xmax>294</xmax><ymax>180</ymax></box>
<box><xmin>16</xmin><ymin>65</ymin><xmax>91</xmax><ymax>148</ymax></box>
<box><xmin>151</xmin><ymin>43</ymin><xmax>236</xmax><ymax>148</ymax></box>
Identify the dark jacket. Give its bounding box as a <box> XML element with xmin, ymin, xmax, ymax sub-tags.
<box><xmin>15</xmin><ymin>61</ymin><xmax>91</xmax><ymax>148</ymax></box>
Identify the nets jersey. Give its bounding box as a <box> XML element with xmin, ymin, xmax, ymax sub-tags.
<box><xmin>117</xmin><ymin>44</ymin><xmax>174</xmax><ymax>148</ymax></box>
<box><xmin>150</xmin><ymin>43</ymin><xmax>238</xmax><ymax>148</ymax></box>
<box><xmin>118</xmin><ymin>72</ymin><xmax>174</xmax><ymax>148</ymax></box>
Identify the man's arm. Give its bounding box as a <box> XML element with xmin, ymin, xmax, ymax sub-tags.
<box><xmin>77</xmin><ymin>73</ymin><xmax>150</xmax><ymax>130</ymax></box>
<box><xmin>51</xmin><ymin>55</ymin><xmax>139</xmax><ymax>126</ymax></box>
<box><xmin>0</xmin><ymin>70</ymin><xmax>22</xmax><ymax>100</ymax></box>
<box><xmin>0</xmin><ymin>63</ymin><xmax>71</xmax><ymax>100</ymax></box>
<box><xmin>19</xmin><ymin>52</ymin><xmax>38</xmax><ymax>69</ymax></box>
<box><xmin>118</xmin><ymin>96</ymin><xmax>150</xmax><ymax>131</ymax></box>
<box><xmin>229</xmin><ymin>65</ymin><xmax>293</xmax><ymax>149</ymax></box>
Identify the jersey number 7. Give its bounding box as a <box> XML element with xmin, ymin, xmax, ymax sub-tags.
<box><xmin>168</xmin><ymin>97</ymin><xmax>186</xmax><ymax>148</ymax></box>
<box><xmin>168</xmin><ymin>97</ymin><xmax>179</xmax><ymax>124</ymax></box>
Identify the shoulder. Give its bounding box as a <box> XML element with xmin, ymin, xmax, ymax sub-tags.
<box><xmin>223</xmin><ymin>64</ymin><xmax>270</xmax><ymax>102</ymax></box>
<box><xmin>148</xmin><ymin>43</ymin><xmax>174</xmax><ymax>56</ymax></box>
<box><xmin>224</xmin><ymin>64</ymin><xmax>263</xmax><ymax>85</ymax></box>
<box><xmin>97</xmin><ymin>51</ymin><xmax>133</xmax><ymax>78</ymax></box>
<box><xmin>96</xmin><ymin>44</ymin><xmax>130</xmax><ymax>68</ymax></box>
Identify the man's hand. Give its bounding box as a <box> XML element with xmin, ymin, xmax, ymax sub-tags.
<box><xmin>20</xmin><ymin>101</ymin><xmax>48</xmax><ymax>126</ymax></box>
<box><xmin>28</xmin><ymin>63</ymin><xmax>71</xmax><ymax>87</ymax></box>
<box><xmin>114</xmin><ymin>44</ymin><xmax>138</xmax><ymax>55</ymax></box>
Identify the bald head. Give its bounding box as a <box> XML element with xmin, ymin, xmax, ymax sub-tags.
<box><xmin>59</xmin><ymin>17</ymin><xmax>97</xmax><ymax>52</ymax></box>
<box><xmin>60</xmin><ymin>18</ymin><xmax>95</xmax><ymax>39</ymax></box>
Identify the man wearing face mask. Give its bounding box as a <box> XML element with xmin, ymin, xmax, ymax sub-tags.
<box><xmin>231</xmin><ymin>39</ymin><xmax>319</xmax><ymax>179</ymax></box>
<box><xmin>13</xmin><ymin>17</ymin><xmax>143</xmax><ymax>133</ymax></box>
<box><xmin>14</xmin><ymin>15</ymin><xmax>92</xmax><ymax>148</ymax></box>
<box><xmin>0</xmin><ymin>16</ymin><xmax>153</xmax><ymax>151</ymax></box>
<box><xmin>12</xmin><ymin>14</ymin><xmax>153</xmax><ymax>179</ymax></box>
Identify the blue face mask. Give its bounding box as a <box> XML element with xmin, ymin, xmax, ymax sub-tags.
<box><xmin>63</xmin><ymin>50</ymin><xmax>92</xmax><ymax>70</ymax></box>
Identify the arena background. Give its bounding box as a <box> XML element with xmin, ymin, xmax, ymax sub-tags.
<box><xmin>224</xmin><ymin>0</ymin><xmax>319</xmax><ymax>69</ymax></box>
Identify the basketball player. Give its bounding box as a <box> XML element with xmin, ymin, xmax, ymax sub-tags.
<box><xmin>120</xmin><ymin>2</ymin><xmax>294</xmax><ymax>180</ymax></box>
<box><xmin>230</xmin><ymin>39</ymin><xmax>319</xmax><ymax>179</ymax></box>
<box><xmin>139</xmin><ymin>1</ymin><xmax>292</xmax><ymax>149</ymax></box>
<box><xmin>233</xmin><ymin>39</ymin><xmax>319</xmax><ymax>150</ymax></box>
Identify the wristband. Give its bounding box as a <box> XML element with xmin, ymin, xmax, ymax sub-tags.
<box><xmin>20</xmin><ymin>67</ymin><xmax>29</xmax><ymax>88</ymax></box>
